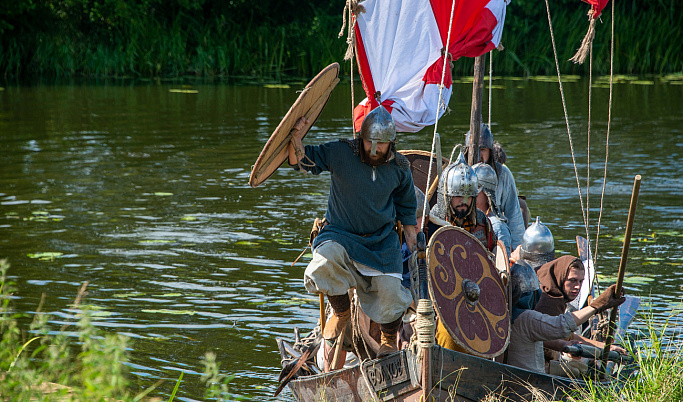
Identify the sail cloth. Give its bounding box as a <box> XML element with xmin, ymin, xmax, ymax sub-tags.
<box><xmin>353</xmin><ymin>0</ymin><xmax>509</xmax><ymax>133</ymax></box>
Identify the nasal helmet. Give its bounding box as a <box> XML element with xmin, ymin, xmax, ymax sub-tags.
<box><xmin>360</xmin><ymin>105</ymin><xmax>396</xmax><ymax>156</ymax></box>
<box><xmin>520</xmin><ymin>217</ymin><xmax>556</xmax><ymax>269</ymax></box>
<box><xmin>472</xmin><ymin>162</ymin><xmax>497</xmax><ymax>194</ymax></box>
<box><xmin>442</xmin><ymin>152</ymin><xmax>478</xmax><ymax>205</ymax></box>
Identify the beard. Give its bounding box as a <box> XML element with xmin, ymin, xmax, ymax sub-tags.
<box><xmin>362</xmin><ymin>146</ymin><xmax>389</xmax><ymax>167</ymax></box>
<box><xmin>451</xmin><ymin>204</ymin><xmax>469</xmax><ymax>220</ymax></box>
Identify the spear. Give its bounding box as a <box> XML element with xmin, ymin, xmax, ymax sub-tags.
<box><xmin>600</xmin><ymin>175</ymin><xmax>641</xmax><ymax>377</ymax></box>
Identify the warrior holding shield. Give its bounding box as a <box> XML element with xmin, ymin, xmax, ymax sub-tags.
<box><xmin>288</xmin><ymin>105</ymin><xmax>418</xmax><ymax>364</ymax></box>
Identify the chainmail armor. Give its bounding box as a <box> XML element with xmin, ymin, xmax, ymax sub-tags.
<box><xmin>520</xmin><ymin>248</ymin><xmax>556</xmax><ymax>271</ymax></box>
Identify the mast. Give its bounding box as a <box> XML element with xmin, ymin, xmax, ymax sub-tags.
<box><xmin>468</xmin><ymin>54</ymin><xmax>486</xmax><ymax>165</ymax></box>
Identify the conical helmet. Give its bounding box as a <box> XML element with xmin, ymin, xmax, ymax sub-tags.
<box><xmin>520</xmin><ymin>217</ymin><xmax>556</xmax><ymax>269</ymax></box>
<box><xmin>473</xmin><ymin>162</ymin><xmax>497</xmax><ymax>194</ymax></box>
<box><xmin>360</xmin><ymin>105</ymin><xmax>396</xmax><ymax>156</ymax></box>
<box><xmin>465</xmin><ymin>123</ymin><xmax>494</xmax><ymax>150</ymax></box>
<box><xmin>442</xmin><ymin>152</ymin><xmax>478</xmax><ymax>202</ymax></box>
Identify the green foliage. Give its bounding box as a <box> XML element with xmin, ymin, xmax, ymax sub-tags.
<box><xmin>0</xmin><ymin>0</ymin><xmax>680</xmax><ymax>80</ymax></box>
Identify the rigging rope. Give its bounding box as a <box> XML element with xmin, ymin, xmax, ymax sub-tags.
<box><xmin>420</xmin><ymin>0</ymin><xmax>458</xmax><ymax>231</ymax></box>
<box><xmin>543</xmin><ymin>0</ymin><xmax>591</xmax><ymax>247</ymax></box>
<box><xmin>594</xmin><ymin>0</ymin><xmax>615</xmax><ymax>281</ymax></box>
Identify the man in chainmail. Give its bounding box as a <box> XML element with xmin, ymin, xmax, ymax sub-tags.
<box><xmin>464</xmin><ymin>124</ymin><xmax>526</xmax><ymax>248</ymax></box>
<box><xmin>473</xmin><ymin>162</ymin><xmax>512</xmax><ymax>255</ymax></box>
<box><xmin>427</xmin><ymin>152</ymin><xmax>496</xmax><ymax>253</ymax></box>
<box><xmin>288</xmin><ymin>105</ymin><xmax>417</xmax><ymax>366</ymax></box>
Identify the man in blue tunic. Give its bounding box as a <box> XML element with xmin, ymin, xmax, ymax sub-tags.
<box><xmin>288</xmin><ymin>106</ymin><xmax>417</xmax><ymax>360</ymax></box>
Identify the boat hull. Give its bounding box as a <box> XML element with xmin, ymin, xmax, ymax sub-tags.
<box><xmin>284</xmin><ymin>345</ymin><xmax>613</xmax><ymax>401</ymax></box>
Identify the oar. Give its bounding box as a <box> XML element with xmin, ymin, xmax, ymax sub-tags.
<box><xmin>600</xmin><ymin>175</ymin><xmax>641</xmax><ymax>378</ymax></box>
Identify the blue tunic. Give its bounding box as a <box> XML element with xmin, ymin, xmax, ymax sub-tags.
<box><xmin>297</xmin><ymin>140</ymin><xmax>417</xmax><ymax>274</ymax></box>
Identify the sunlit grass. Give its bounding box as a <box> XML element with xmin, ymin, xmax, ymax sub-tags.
<box><xmin>0</xmin><ymin>259</ymin><xmax>243</xmax><ymax>401</ymax></box>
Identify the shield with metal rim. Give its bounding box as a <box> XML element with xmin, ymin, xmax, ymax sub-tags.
<box><xmin>428</xmin><ymin>226</ymin><xmax>510</xmax><ymax>358</ymax></box>
<box><xmin>249</xmin><ymin>63</ymin><xmax>340</xmax><ymax>188</ymax></box>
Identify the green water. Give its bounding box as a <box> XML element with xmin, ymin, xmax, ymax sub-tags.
<box><xmin>0</xmin><ymin>77</ymin><xmax>681</xmax><ymax>400</ymax></box>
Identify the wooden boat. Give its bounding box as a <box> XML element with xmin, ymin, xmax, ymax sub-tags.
<box><xmin>277</xmin><ymin>340</ymin><xmax>636</xmax><ymax>401</ymax></box>
<box><xmin>263</xmin><ymin>0</ymin><xmax>640</xmax><ymax>399</ymax></box>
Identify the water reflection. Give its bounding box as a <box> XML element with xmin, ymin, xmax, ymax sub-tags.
<box><xmin>0</xmin><ymin>78</ymin><xmax>681</xmax><ymax>400</ymax></box>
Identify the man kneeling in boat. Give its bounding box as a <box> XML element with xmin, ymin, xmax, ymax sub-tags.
<box><xmin>507</xmin><ymin>260</ymin><xmax>626</xmax><ymax>373</ymax></box>
<box><xmin>288</xmin><ymin>105</ymin><xmax>417</xmax><ymax>365</ymax></box>
<box><xmin>426</xmin><ymin>153</ymin><xmax>497</xmax><ymax>350</ymax></box>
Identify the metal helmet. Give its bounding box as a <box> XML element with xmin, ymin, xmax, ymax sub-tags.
<box><xmin>472</xmin><ymin>162</ymin><xmax>497</xmax><ymax>194</ymax></box>
<box><xmin>442</xmin><ymin>152</ymin><xmax>478</xmax><ymax>203</ymax></box>
<box><xmin>360</xmin><ymin>105</ymin><xmax>396</xmax><ymax>156</ymax></box>
<box><xmin>520</xmin><ymin>217</ymin><xmax>556</xmax><ymax>270</ymax></box>
<box><xmin>465</xmin><ymin>123</ymin><xmax>494</xmax><ymax>151</ymax></box>
<box><xmin>510</xmin><ymin>260</ymin><xmax>541</xmax><ymax>296</ymax></box>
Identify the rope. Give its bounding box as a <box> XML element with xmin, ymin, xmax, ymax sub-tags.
<box><xmin>340</xmin><ymin>1</ymin><xmax>364</xmax><ymax>138</ymax></box>
<box><xmin>420</xmin><ymin>0</ymin><xmax>458</xmax><ymax>231</ymax></box>
<box><xmin>350</xmin><ymin>292</ymin><xmax>373</xmax><ymax>361</ymax></box>
<box><xmin>569</xmin><ymin>10</ymin><xmax>597</xmax><ymax>65</ymax></box>
<box><xmin>585</xmin><ymin>43</ymin><xmax>593</xmax><ymax>268</ymax></box>
<box><xmin>593</xmin><ymin>0</ymin><xmax>615</xmax><ymax>287</ymax></box>
<box><xmin>410</xmin><ymin>299</ymin><xmax>436</xmax><ymax>363</ymax></box>
<box><xmin>543</xmin><ymin>0</ymin><xmax>590</xmax><ymax>245</ymax></box>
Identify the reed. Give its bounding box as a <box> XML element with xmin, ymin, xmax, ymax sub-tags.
<box><xmin>0</xmin><ymin>1</ymin><xmax>679</xmax><ymax>80</ymax></box>
<box><xmin>0</xmin><ymin>259</ymin><xmax>243</xmax><ymax>401</ymax></box>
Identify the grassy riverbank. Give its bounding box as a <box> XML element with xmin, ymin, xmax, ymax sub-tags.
<box><xmin>0</xmin><ymin>259</ymin><xmax>240</xmax><ymax>401</ymax></box>
<box><xmin>4</xmin><ymin>251</ymin><xmax>682</xmax><ymax>401</ymax></box>
<box><xmin>0</xmin><ymin>0</ymin><xmax>681</xmax><ymax>81</ymax></box>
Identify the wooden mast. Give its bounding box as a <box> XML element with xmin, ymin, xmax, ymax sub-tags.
<box><xmin>468</xmin><ymin>55</ymin><xmax>487</xmax><ymax>165</ymax></box>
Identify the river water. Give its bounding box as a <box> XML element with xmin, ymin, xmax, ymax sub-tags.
<box><xmin>0</xmin><ymin>76</ymin><xmax>681</xmax><ymax>400</ymax></box>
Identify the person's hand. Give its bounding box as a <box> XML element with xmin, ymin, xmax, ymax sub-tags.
<box><xmin>509</xmin><ymin>245</ymin><xmax>521</xmax><ymax>265</ymax></box>
<box><xmin>404</xmin><ymin>225</ymin><xmax>417</xmax><ymax>252</ymax></box>
<box><xmin>609</xmin><ymin>344</ymin><xmax>627</xmax><ymax>355</ymax></box>
<box><xmin>590</xmin><ymin>284</ymin><xmax>626</xmax><ymax>313</ymax></box>
<box><xmin>288</xmin><ymin>117</ymin><xmax>309</xmax><ymax>165</ymax></box>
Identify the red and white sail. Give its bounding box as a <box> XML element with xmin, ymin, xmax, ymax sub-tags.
<box><xmin>353</xmin><ymin>0</ymin><xmax>509</xmax><ymax>133</ymax></box>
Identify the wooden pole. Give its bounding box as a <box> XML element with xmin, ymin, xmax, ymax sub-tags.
<box><xmin>416</xmin><ymin>232</ymin><xmax>432</xmax><ymax>400</ymax></box>
<box><xmin>468</xmin><ymin>55</ymin><xmax>486</xmax><ymax>166</ymax></box>
<box><xmin>600</xmin><ymin>175</ymin><xmax>641</xmax><ymax>377</ymax></box>
<box><xmin>319</xmin><ymin>293</ymin><xmax>326</xmax><ymax>333</ymax></box>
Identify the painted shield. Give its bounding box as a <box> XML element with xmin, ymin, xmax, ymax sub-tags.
<box><xmin>399</xmin><ymin>150</ymin><xmax>450</xmax><ymax>208</ymax></box>
<box><xmin>248</xmin><ymin>63</ymin><xmax>340</xmax><ymax>188</ymax></box>
<box><xmin>428</xmin><ymin>226</ymin><xmax>510</xmax><ymax>358</ymax></box>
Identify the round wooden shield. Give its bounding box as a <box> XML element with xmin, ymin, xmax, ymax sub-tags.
<box><xmin>248</xmin><ymin>63</ymin><xmax>340</xmax><ymax>188</ymax></box>
<box><xmin>398</xmin><ymin>150</ymin><xmax>450</xmax><ymax>208</ymax></box>
<box><xmin>428</xmin><ymin>226</ymin><xmax>510</xmax><ymax>358</ymax></box>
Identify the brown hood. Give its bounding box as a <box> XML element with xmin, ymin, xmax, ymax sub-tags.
<box><xmin>534</xmin><ymin>255</ymin><xmax>581</xmax><ymax>316</ymax></box>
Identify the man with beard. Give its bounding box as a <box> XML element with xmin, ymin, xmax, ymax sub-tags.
<box><xmin>288</xmin><ymin>106</ymin><xmax>417</xmax><ymax>363</ymax></box>
<box><xmin>427</xmin><ymin>153</ymin><xmax>497</xmax><ymax>351</ymax></box>
<box><xmin>427</xmin><ymin>152</ymin><xmax>496</xmax><ymax>252</ymax></box>
<box><xmin>464</xmin><ymin>124</ymin><xmax>526</xmax><ymax>248</ymax></box>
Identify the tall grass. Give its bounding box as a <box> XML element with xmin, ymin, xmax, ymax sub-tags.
<box><xmin>0</xmin><ymin>259</ymin><xmax>243</xmax><ymax>401</ymax></box>
<box><xmin>0</xmin><ymin>1</ymin><xmax>680</xmax><ymax>80</ymax></box>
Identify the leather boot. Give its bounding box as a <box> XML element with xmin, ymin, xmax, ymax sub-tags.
<box><xmin>322</xmin><ymin>308</ymin><xmax>351</xmax><ymax>341</ymax></box>
<box><xmin>377</xmin><ymin>317</ymin><xmax>402</xmax><ymax>358</ymax></box>
<box><xmin>323</xmin><ymin>293</ymin><xmax>352</xmax><ymax>341</ymax></box>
